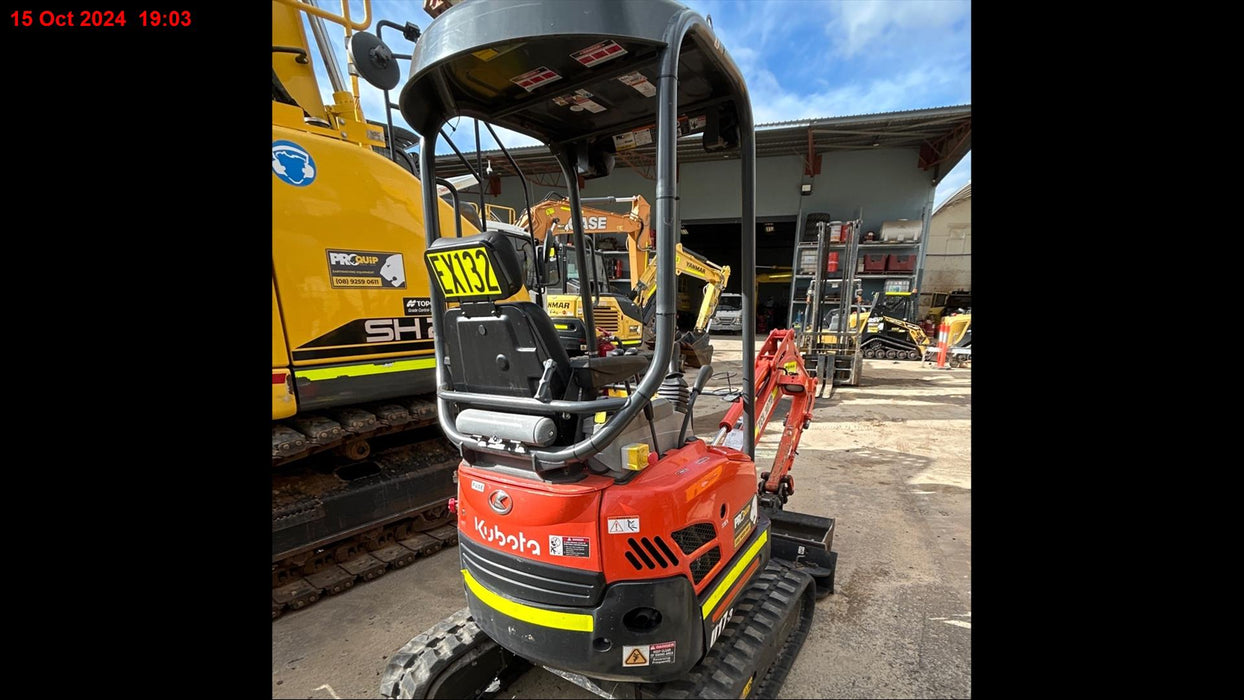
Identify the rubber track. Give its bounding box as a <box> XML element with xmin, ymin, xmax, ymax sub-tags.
<box><xmin>861</xmin><ymin>335</ymin><xmax>924</xmax><ymax>360</ymax></box>
<box><xmin>380</xmin><ymin>607</ymin><xmax>532</xmax><ymax>699</ymax></box>
<box><xmin>650</xmin><ymin>559</ymin><xmax>816</xmax><ymax>699</ymax></box>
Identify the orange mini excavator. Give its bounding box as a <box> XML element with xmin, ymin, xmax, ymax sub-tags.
<box><xmin>380</xmin><ymin>1</ymin><xmax>837</xmax><ymax>697</ymax></box>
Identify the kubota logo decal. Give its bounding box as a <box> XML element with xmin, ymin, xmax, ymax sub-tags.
<box><xmin>473</xmin><ymin>517</ymin><xmax>541</xmax><ymax>555</ymax></box>
<box><xmin>488</xmin><ymin>489</ymin><xmax>513</xmax><ymax>515</ymax></box>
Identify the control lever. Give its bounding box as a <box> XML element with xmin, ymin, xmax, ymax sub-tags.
<box><xmin>677</xmin><ymin>365</ymin><xmax>715</xmax><ymax>445</ymax></box>
<box><xmin>533</xmin><ymin>359</ymin><xmax>557</xmax><ymax>403</ymax></box>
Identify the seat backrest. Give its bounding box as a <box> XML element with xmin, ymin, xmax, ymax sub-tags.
<box><xmin>441</xmin><ymin>300</ymin><xmax>572</xmax><ymax>399</ymax></box>
<box><xmin>425</xmin><ymin>229</ymin><xmax>578</xmax><ymax>405</ymax></box>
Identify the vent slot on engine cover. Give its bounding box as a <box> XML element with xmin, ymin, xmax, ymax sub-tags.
<box><xmin>689</xmin><ymin>546</ymin><xmax>721</xmax><ymax>584</ymax></box>
<box><xmin>670</xmin><ymin>522</ymin><xmax>717</xmax><ymax>555</ymax></box>
<box><xmin>624</xmin><ymin>536</ymin><xmax>679</xmax><ymax>570</ymax></box>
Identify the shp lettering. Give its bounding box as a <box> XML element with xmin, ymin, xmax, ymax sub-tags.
<box><xmin>474</xmin><ymin>517</ymin><xmax>541</xmax><ymax>556</ymax></box>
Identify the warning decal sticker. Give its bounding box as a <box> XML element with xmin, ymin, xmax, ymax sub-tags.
<box><xmin>649</xmin><ymin>641</ymin><xmax>676</xmax><ymax>665</ymax></box>
<box><xmin>554</xmin><ymin>89</ymin><xmax>607</xmax><ymax>113</ymax></box>
<box><xmin>548</xmin><ymin>535</ymin><xmax>590</xmax><ymax>558</ymax></box>
<box><xmin>510</xmin><ymin>66</ymin><xmax>562</xmax><ymax>92</ymax></box>
<box><xmin>622</xmin><ymin>646</ymin><xmax>648</xmax><ymax>667</ymax></box>
<box><xmin>612</xmin><ymin>128</ymin><xmax>652</xmax><ymax>152</ymax></box>
<box><xmin>327</xmin><ymin>249</ymin><xmax>406</xmax><ymax>289</ymax></box>
<box><xmin>571</xmin><ymin>40</ymin><xmax>627</xmax><ymax>67</ymax></box>
<box><xmin>617</xmin><ymin>71</ymin><xmax>656</xmax><ymax>97</ymax></box>
<box><xmin>607</xmin><ymin>517</ymin><xmax>640</xmax><ymax>534</ymax></box>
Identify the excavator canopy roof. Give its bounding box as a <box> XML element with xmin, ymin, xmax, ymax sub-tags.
<box><xmin>398</xmin><ymin>0</ymin><xmax>748</xmax><ymax>147</ymax></box>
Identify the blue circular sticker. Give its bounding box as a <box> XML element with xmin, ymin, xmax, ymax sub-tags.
<box><xmin>272</xmin><ymin>140</ymin><xmax>317</xmax><ymax>186</ymax></box>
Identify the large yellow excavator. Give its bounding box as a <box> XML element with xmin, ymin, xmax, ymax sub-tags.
<box><xmin>271</xmin><ymin>0</ymin><xmax>539</xmax><ymax>616</ymax></box>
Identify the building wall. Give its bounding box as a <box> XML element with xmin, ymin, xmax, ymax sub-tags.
<box><xmin>477</xmin><ymin>146</ymin><xmax>934</xmax><ymax>235</ymax></box>
<box><xmin>919</xmin><ymin>193</ymin><xmax>971</xmax><ymax>317</ymax></box>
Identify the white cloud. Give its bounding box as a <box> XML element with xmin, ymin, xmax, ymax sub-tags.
<box><xmin>827</xmin><ymin>0</ymin><xmax>970</xmax><ymax>59</ymax></box>
<box><xmin>745</xmin><ymin>64</ymin><xmax>968</xmax><ymax>124</ymax></box>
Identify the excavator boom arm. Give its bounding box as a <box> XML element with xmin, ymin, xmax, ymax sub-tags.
<box><xmin>713</xmin><ymin>329</ymin><xmax>816</xmax><ymax>501</ymax></box>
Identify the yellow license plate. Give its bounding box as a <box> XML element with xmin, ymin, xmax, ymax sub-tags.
<box><xmin>426</xmin><ymin>246</ymin><xmax>503</xmax><ymax>298</ymax></box>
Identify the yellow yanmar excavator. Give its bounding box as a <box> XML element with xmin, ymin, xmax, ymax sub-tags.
<box><xmin>270</xmin><ymin>0</ymin><xmax>541</xmax><ymax>617</ymax></box>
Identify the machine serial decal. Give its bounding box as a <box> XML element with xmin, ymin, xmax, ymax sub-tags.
<box><xmin>607</xmin><ymin>517</ymin><xmax>640</xmax><ymax>534</ymax></box>
<box><xmin>272</xmin><ymin>140</ymin><xmax>316</xmax><ymax>187</ymax></box>
<box><xmin>473</xmin><ymin>517</ymin><xmax>540</xmax><ymax>555</ymax></box>
<box><xmin>326</xmin><ymin>249</ymin><xmax>406</xmax><ymax>288</ymax></box>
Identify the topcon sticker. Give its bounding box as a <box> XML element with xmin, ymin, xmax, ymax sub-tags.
<box><xmin>572</xmin><ymin>40</ymin><xmax>627</xmax><ymax>67</ymax></box>
<box><xmin>403</xmin><ymin>297</ymin><xmax>432</xmax><ymax>317</ymax></box>
<box><xmin>510</xmin><ymin>66</ymin><xmax>562</xmax><ymax>92</ymax></box>
<box><xmin>327</xmin><ymin>250</ymin><xmax>407</xmax><ymax>289</ymax></box>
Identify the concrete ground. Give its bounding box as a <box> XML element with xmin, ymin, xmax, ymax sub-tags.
<box><xmin>273</xmin><ymin>335</ymin><xmax>971</xmax><ymax>699</ymax></box>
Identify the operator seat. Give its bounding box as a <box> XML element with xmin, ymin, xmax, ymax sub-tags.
<box><xmin>426</xmin><ymin>230</ymin><xmax>649</xmax><ymax>447</ymax></box>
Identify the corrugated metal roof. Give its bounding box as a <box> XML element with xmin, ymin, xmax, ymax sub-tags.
<box><xmin>431</xmin><ymin>104</ymin><xmax>971</xmax><ymax>180</ymax></box>
<box><xmin>756</xmin><ymin>104</ymin><xmax>972</xmax><ymax>130</ymax></box>
<box><xmin>933</xmin><ymin>181</ymin><xmax>971</xmax><ymax>216</ymax></box>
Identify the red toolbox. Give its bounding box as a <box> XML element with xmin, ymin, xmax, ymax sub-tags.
<box><xmin>886</xmin><ymin>254</ymin><xmax>916</xmax><ymax>272</ymax></box>
<box><xmin>863</xmin><ymin>254</ymin><xmax>888</xmax><ymax>273</ymax></box>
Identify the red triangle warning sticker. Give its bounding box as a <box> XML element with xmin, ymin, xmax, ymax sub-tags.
<box><xmin>624</xmin><ymin>648</ymin><xmax>647</xmax><ymax>665</ymax></box>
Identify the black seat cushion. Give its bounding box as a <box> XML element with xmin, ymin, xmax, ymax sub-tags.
<box><xmin>569</xmin><ymin>354</ymin><xmax>650</xmax><ymax>390</ymax></box>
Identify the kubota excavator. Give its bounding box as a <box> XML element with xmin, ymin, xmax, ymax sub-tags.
<box><xmin>379</xmin><ymin>2</ymin><xmax>837</xmax><ymax>697</ymax></box>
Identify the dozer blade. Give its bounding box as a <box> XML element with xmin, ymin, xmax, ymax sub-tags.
<box><xmin>764</xmin><ymin>507</ymin><xmax>837</xmax><ymax>598</ymax></box>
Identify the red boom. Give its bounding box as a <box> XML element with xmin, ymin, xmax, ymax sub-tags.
<box><xmin>714</xmin><ymin>329</ymin><xmax>817</xmax><ymax>503</ymax></box>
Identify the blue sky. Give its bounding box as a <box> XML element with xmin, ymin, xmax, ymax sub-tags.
<box><xmin>302</xmin><ymin>0</ymin><xmax>969</xmax><ymax>207</ymax></box>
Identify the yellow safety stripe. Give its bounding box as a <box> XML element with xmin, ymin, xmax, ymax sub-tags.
<box><xmin>700</xmin><ymin>529</ymin><xmax>768</xmax><ymax>619</ymax></box>
<box><xmin>462</xmin><ymin>569</ymin><xmax>594</xmax><ymax>632</ymax></box>
<box><xmin>294</xmin><ymin>357</ymin><xmax>437</xmax><ymax>381</ymax></box>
